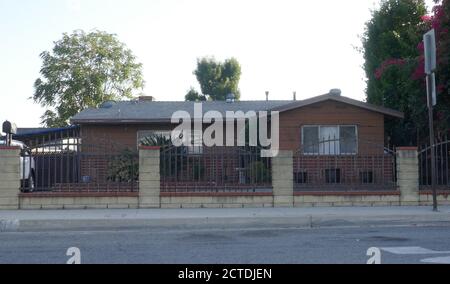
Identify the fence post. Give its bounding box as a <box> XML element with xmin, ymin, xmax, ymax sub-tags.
<box><xmin>0</xmin><ymin>146</ymin><xmax>20</xmax><ymax>210</ymax></box>
<box><xmin>396</xmin><ymin>147</ymin><xmax>420</xmax><ymax>205</ymax></box>
<box><xmin>139</xmin><ymin>146</ymin><xmax>160</xmax><ymax>208</ymax></box>
<box><xmin>272</xmin><ymin>150</ymin><xmax>294</xmax><ymax>207</ymax></box>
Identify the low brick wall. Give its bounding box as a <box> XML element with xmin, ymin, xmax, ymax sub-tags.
<box><xmin>19</xmin><ymin>192</ymin><xmax>139</xmax><ymax>209</ymax></box>
<box><xmin>3</xmin><ymin>144</ymin><xmax>449</xmax><ymax>210</ymax></box>
<box><xmin>419</xmin><ymin>191</ymin><xmax>450</xmax><ymax>206</ymax></box>
<box><xmin>139</xmin><ymin>146</ymin><xmax>160</xmax><ymax>208</ymax></box>
<box><xmin>272</xmin><ymin>151</ymin><xmax>294</xmax><ymax>207</ymax></box>
<box><xmin>396</xmin><ymin>147</ymin><xmax>420</xmax><ymax>206</ymax></box>
<box><xmin>160</xmin><ymin>192</ymin><xmax>274</xmax><ymax>208</ymax></box>
<box><xmin>294</xmin><ymin>191</ymin><xmax>401</xmax><ymax>207</ymax></box>
<box><xmin>0</xmin><ymin>147</ymin><xmax>20</xmax><ymax>210</ymax></box>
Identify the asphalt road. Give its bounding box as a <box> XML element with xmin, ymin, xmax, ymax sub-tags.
<box><xmin>1</xmin><ymin>224</ymin><xmax>450</xmax><ymax>264</ymax></box>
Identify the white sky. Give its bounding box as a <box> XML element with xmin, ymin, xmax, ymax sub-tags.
<box><xmin>0</xmin><ymin>0</ymin><xmax>436</xmax><ymax>128</ymax></box>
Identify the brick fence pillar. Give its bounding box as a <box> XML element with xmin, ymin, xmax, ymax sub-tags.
<box><xmin>272</xmin><ymin>150</ymin><xmax>294</xmax><ymax>207</ymax></box>
<box><xmin>0</xmin><ymin>146</ymin><xmax>20</xmax><ymax>210</ymax></box>
<box><xmin>139</xmin><ymin>146</ymin><xmax>160</xmax><ymax>208</ymax></box>
<box><xmin>396</xmin><ymin>147</ymin><xmax>419</xmax><ymax>205</ymax></box>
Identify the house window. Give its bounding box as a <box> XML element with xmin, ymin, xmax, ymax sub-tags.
<box><xmin>360</xmin><ymin>171</ymin><xmax>374</xmax><ymax>184</ymax></box>
<box><xmin>138</xmin><ymin>130</ymin><xmax>203</xmax><ymax>154</ymax></box>
<box><xmin>302</xmin><ymin>126</ymin><xmax>357</xmax><ymax>155</ymax></box>
<box><xmin>295</xmin><ymin>171</ymin><xmax>308</xmax><ymax>184</ymax></box>
<box><xmin>187</xmin><ymin>130</ymin><xmax>204</xmax><ymax>155</ymax></box>
<box><xmin>325</xmin><ymin>169</ymin><xmax>341</xmax><ymax>184</ymax></box>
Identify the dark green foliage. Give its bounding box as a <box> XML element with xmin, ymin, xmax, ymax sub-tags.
<box><xmin>247</xmin><ymin>161</ymin><xmax>271</xmax><ymax>184</ymax></box>
<box><xmin>140</xmin><ymin>134</ymin><xmax>172</xmax><ymax>148</ymax></box>
<box><xmin>33</xmin><ymin>30</ymin><xmax>144</xmax><ymax>127</ymax></box>
<box><xmin>191</xmin><ymin>159</ymin><xmax>205</xmax><ymax>180</ymax></box>
<box><xmin>186</xmin><ymin>57</ymin><xmax>242</xmax><ymax>101</ymax></box>
<box><xmin>185</xmin><ymin>87</ymin><xmax>207</xmax><ymax>102</ymax></box>
<box><xmin>429</xmin><ymin>0</ymin><xmax>450</xmax><ymax>139</ymax></box>
<box><xmin>362</xmin><ymin>0</ymin><xmax>428</xmax><ymax>145</ymax></box>
<box><xmin>107</xmin><ymin>149</ymin><xmax>138</xmax><ymax>182</ymax></box>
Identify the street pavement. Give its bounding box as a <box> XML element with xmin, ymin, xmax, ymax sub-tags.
<box><xmin>1</xmin><ymin>206</ymin><xmax>450</xmax><ymax>264</ymax></box>
<box><xmin>1</xmin><ymin>224</ymin><xmax>450</xmax><ymax>264</ymax></box>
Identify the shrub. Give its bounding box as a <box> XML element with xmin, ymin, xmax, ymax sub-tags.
<box><xmin>107</xmin><ymin>148</ymin><xmax>138</xmax><ymax>182</ymax></box>
<box><xmin>247</xmin><ymin>161</ymin><xmax>271</xmax><ymax>184</ymax></box>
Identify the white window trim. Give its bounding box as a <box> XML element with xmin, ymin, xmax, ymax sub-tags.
<box><xmin>301</xmin><ymin>125</ymin><xmax>358</xmax><ymax>156</ymax></box>
<box><xmin>136</xmin><ymin>130</ymin><xmax>204</xmax><ymax>155</ymax></box>
<box><xmin>187</xmin><ymin>130</ymin><xmax>204</xmax><ymax>155</ymax></box>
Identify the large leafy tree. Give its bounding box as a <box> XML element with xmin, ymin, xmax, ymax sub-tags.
<box><xmin>33</xmin><ymin>30</ymin><xmax>144</xmax><ymax>127</ymax></box>
<box><xmin>362</xmin><ymin>0</ymin><xmax>428</xmax><ymax>145</ymax></box>
<box><xmin>185</xmin><ymin>57</ymin><xmax>242</xmax><ymax>101</ymax></box>
<box><xmin>185</xmin><ymin>87</ymin><xmax>207</xmax><ymax>102</ymax></box>
<box><xmin>421</xmin><ymin>0</ymin><xmax>450</xmax><ymax>139</ymax></box>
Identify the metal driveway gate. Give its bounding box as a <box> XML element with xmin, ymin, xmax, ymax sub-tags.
<box><xmin>419</xmin><ymin>138</ymin><xmax>450</xmax><ymax>190</ymax></box>
<box><xmin>20</xmin><ymin>136</ymin><xmax>138</xmax><ymax>193</ymax></box>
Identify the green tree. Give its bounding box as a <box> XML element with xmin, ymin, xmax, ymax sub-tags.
<box><xmin>362</xmin><ymin>0</ymin><xmax>428</xmax><ymax>145</ymax></box>
<box><xmin>33</xmin><ymin>30</ymin><xmax>145</xmax><ymax>127</ymax></box>
<box><xmin>376</xmin><ymin>59</ymin><xmax>428</xmax><ymax>145</ymax></box>
<box><xmin>184</xmin><ymin>87</ymin><xmax>207</xmax><ymax>102</ymax></box>
<box><xmin>186</xmin><ymin>57</ymin><xmax>242</xmax><ymax>101</ymax></box>
<box><xmin>425</xmin><ymin>0</ymin><xmax>450</xmax><ymax>139</ymax></box>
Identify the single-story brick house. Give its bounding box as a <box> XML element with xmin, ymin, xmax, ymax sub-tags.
<box><xmin>5</xmin><ymin>91</ymin><xmax>405</xmax><ymax>196</ymax></box>
<box><xmin>70</xmin><ymin>92</ymin><xmax>404</xmax><ymax>155</ymax></box>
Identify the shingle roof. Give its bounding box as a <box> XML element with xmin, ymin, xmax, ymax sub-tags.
<box><xmin>70</xmin><ymin>95</ymin><xmax>404</xmax><ymax>124</ymax></box>
<box><xmin>15</xmin><ymin>126</ymin><xmax>79</xmax><ymax>136</ymax></box>
<box><xmin>71</xmin><ymin>100</ymin><xmax>292</xmax><ymax>124</ymax></box>
<box><xmin>271</xmin><ymin>94</ymin><xmax>404</xmax><ymax>118</ymax></box>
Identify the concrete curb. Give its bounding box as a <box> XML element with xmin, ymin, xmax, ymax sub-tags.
<box><xmin>5</xmin><ymin>214</ymin><xmax>450</xmax><ymax>232</ymax></box>
<box><xmin>0</xmin><ymin>219</ymin><xmax>20</xmax><ymax>232</ymax></box>
<box><xmin>2</xmin><ymin>207</ymin><xmax>450</xmax><ymax>232</ymax></box>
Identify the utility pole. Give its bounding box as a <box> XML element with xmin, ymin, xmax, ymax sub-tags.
<box><xmin>424</xmin><ymin>29</ymin><xmax>438</xmax><ymax>212</ymax></box>
<box><xmin>427</xmin><ymin>74</ymin><xmax>438</xmax><ymax>212</ymax></box>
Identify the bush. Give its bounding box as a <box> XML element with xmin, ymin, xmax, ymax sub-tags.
<box><xmin>140</xmin><ymin>134</ymin><xmax>172</xmax><ymax>148</ymax></box>
<box><xmin>107</xmin><ymin>149</ymin><xmax>138</xmax><ymax>182</ymax></box>
<box><xmin>247</xmin><ymin>161</ymin><xmax>271</xmax><ymax>184</ymax></box>
<box><xmin>191</xmin><ymin>159</ymin><xmax>205</xmax><ymax>180</ymax></box>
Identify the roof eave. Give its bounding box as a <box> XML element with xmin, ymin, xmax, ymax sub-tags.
<box><xmin>71</xmin><ymin>119</ymin><xmax>173</xmax><ymax>125</ymax></box>
<box><xmin>271</xmin><ymin>94</ymin><xmax>404</xmax><ymax>119</ymax></box>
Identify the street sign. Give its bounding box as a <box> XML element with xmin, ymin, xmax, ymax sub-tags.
<box><xmin>424</xmin><ymin>29</ymin><xmax>436</xmax><ymax>75</ymax></box>
<box><xmin>426</xmin><ymin>73</ymin><xmax>437</xmax><ymax>107</ymax></box>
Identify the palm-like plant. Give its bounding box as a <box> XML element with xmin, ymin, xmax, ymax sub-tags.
<box><xmin>140</xmin><ymin>134</ymin><xmax>172</xmax><ymax>148</ymax></box>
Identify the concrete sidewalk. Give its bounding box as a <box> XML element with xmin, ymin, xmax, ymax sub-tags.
<box><xmin>1</xmin><ymin>206</ymin><xmax>450</xmax><ymax>232</ymax></box>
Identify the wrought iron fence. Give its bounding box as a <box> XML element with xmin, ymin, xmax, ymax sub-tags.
<box><xmin>20</xmin><ymin>135</ymin><xmax>138</xmax><ymax>193</ymax></box>
<box><xmin>419</xmin><ymin>138</ymin><xmax>450</xmax><ymax>190</ymax></box>
<box><xmin>294</xmin><ymin>137</ymin><xmax>396</xmax><ymax>191</ymax></box>
<box><xmin>160</xmin><ymin>145</ymin><xmax>272</xmax><ymax>193</ymax></box>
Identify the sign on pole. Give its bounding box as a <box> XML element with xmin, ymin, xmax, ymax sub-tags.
<box><xmin>424</xmin><ymin>29</ymin><xmax>436</xmax><ymax>75</ymax></box>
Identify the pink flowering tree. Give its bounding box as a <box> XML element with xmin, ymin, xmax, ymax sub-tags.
<box><xmin>362</xmin><ymin>0</ymin><xmax>428</xmax><ymax>145</ymax></box>
<box><xmin>414</xmin><ymin>1</ymin><xmax>450</xmax><ymax>136</ymax></box>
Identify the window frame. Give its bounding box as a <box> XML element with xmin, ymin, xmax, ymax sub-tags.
<box><xmin>137</xmin><ymin>129</ymin><xmax>204</xmax><ymax>155</ymax></box>
<box><xmin>187</xmin><ymin>130</ymin><xmax>204</xmax><ymax>155</ymax></box>
<box><xmin>301</xmin><ymin>125</ymin><xmax>358</xmax><ymax>156</ymax></box>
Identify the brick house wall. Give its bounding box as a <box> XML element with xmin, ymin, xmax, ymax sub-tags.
<box><xmin>80</xmin><ymin>123</ymin><xmax>172</xmax><ymax>150</ymax></box>
<box><xmin>79</xmin><ymin>100</ymin><xmax>386</xmax><ymax>153</ymax></box>
<box><xmin>278</xmin><ymin>100</ymin><xmax>385</xmax><ymax>152</ymax></box>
